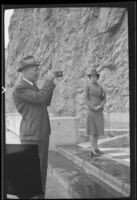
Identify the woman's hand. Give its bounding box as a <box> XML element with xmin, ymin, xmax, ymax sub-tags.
<box><xmin>89</xmin><ymin>106</ymin><xmax>98</xmax><ymax>111</ymax></box>
<box><xmin>94</xmin><ymin>105</ymin><xmax>102</xmax><ymax>111</ymax></box>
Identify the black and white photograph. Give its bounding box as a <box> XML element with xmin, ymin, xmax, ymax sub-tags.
<box><xmin>1</xmin><ymin>3</ymin><xmax>136</xmax><ymax>199</ymax></box>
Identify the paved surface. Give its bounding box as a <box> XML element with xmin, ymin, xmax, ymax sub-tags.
<box><xmin>5</xmin><ymin>131</ymin><xmax>71</xmax><ymax>199</ymax></box>
<box><xmin>6</xmin><ymin>170</ymin><xmax>71</xmax><ymax>199</ymax></box>
<box><xmin>77</xmin><ymin>145</ymin><xmax>130</xmax><ymax>166</ymax></box>
<box><xmin>48</xmin><ymin>150</ymin><xmax>127</xmax><ymax>198</ymax></box>
<box><xmin>45</xmin><ymin>170</ymin><xmax>72</xmax><ymax>199</ymax></box>
<box><xmin>6</xmin><ymin>130</ymin><xmax>20</xmax><ymax>144</ymax></box>
<box><xmin>51</xmin><ymin>143</ymin><xmax>130</xmax><ymax>198</ymax></box>
<box><xmin>6</xmin><ymin>130</ymin><xmax>130</xmax><ymax>198</ymax></box>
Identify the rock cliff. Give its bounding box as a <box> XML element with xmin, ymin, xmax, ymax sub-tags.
<box><xmin>5</xmin><ymin>7</ymin><xmax>129</xmax><ymax>127</ymax></box>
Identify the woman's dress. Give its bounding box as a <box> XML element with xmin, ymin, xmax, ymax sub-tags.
<box><xmin>85</xmin><ymin>82</ymin><xmax>106</xmax><ymax>136</ymax></box>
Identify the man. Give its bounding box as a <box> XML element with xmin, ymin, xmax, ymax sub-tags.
<box><xmin>12</xmin><ymin>55</ymin><xmax>56</xmax><ymax>199</ymax></box>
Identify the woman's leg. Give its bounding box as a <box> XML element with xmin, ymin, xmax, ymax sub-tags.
<box><xmin>89</xmin><ymin>134</ymin><xmax>100</xmax><ymax>156</ymax></box>
<box><xmin>94</xmin><ymin>135</ymin><xmax>98</xmax><ymax>150</ymax></box>
<box><xmin>95</xmin><ymin>111</ymin><xmax>104</xmax><ymax>154</ymax></box>
<box><xmin>89</xmin><ymin>134</ymin><xmax>98</xmax><ymax>150</ymax></box>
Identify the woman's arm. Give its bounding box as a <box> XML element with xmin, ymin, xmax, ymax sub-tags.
<box><xmin>85</xmin><ymin>85</ymin><xmax>97</xmax><ymax>111</ymax></box>
<box><xmin>97</xmin><ymin>87</ymin><xmax>106</xmax><ymax>109</ymax></box>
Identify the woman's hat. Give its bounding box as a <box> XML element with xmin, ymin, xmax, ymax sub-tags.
<box><xmin>87</xmin><ymin>69</ymin><xmax>100</xmax><ymax>78</ymax></box>
<box><xmin>17</xmin><ymin>56</ymin><xmax>41</xmax><ymax>72</ymax></box>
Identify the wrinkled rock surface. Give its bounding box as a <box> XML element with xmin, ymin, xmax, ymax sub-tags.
<box><xmin>5</xmin><ymin>7</ymin><xmax>129</xmax><ymax>127</ymax></box>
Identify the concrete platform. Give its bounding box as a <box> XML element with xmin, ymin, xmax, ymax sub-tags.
<box><xmin>6</xmin><ymin>170</ymin><xmax>71</xmax><ymax>199</ymax></box>
<box><xmin>45</xmin><ymin>169</ymin><xmax>72</xmax><ymax>199</ymax></box>
<box><xmin>6</xmin><ymin>130</ymin><xmax>20</xmax><ymax>144</ymax></box>
<box><xmin>5</xmin><ymin>124</ymin><xmax>130</xmax><ymax>198</ymax></box>
<box><xmin>78</xmin><ymin>133</ymin><xmax>129</xmax><ymax>149</ymax></box>
<box><xmin>48</xmin><ymin>151</ymin><xmax>118</xmax><ymax>198</ymax></box>
<box><xmin>48</xmin><ymin>144</ymin><xmax>130</xmax><ymax>198</ymax></box>
<box><xmin>6</xmin><ymin>112</ymin><xmax>129</xmax><ymax>148</ymax></box>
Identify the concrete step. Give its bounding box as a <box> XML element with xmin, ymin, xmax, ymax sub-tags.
<box><xmin>78</xmin><ymin>129</ymin><xmax>129</xmax><ymax>143</ymax></box>
<box><xmin>45</xmin><ymin>169</ymin><xmax>72</xmax><ymax>199</ymax></box>
<box><xmin>78</xmin><ymin>133</ymin><xmax>129</xmax><ymax>148</ymax></box>
<box><xmin>98</xmin><ymin>134</ymin><xmax>129</xmax><ymax>148</ymax></box>
<box><xmin>56</xmin><ymin>145</ymin><xmax>130</xmax><ymax>196</ymax></box>
<box><xmin>48</xmin><ymin>145</ymin><xmax>130</xmax><ymax>198</ymax></box>
<box><xmin>48</xmin><ymin>151</ymin><xmax>117</xmax><ymax>198</ymax></box>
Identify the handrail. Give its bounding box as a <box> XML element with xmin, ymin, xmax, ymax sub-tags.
<box><xmin>7</xmin><ymin>128</ymin><xmax>20</xmax><ymax>138</ymax></box>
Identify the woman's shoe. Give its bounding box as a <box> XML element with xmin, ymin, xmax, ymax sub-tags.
<box><xmin>89</xmin><ymin>150</ymin><xmax>100</xmax><ymax>157</ymax></box>
<box><xmin>88</xmin><ymin>151</ymin><xmax>94</xmax><ymax>157</ymax></box>
<box><xmin>95</xmin><ymin>148</ymin><xmax>104</xmax><ymax>154</ymax></box>
<box><xmin>92</xmin><ymin>149</ymin><xmax>100</xmax><ymax>156</ymax></box>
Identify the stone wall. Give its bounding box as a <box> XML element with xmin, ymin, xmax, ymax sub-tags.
<box><xmin>5</xmin><ymin>7</ymin><xmax>129</xmax><ymax>127</ymax></box>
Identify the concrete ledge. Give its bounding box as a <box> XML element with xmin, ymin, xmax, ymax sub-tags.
<box><xmin>48</xmin><ymin>151</ymin><xmax>85</xmax><ymax>198</ymax></box>
<box><xmin>56</xmin><ymin>145</ymin><xmax>130</xmax><ymax>197</ymax></box>
<box><xmin>6</xmin><ymin>114</ymin><xmax>22</xmax><ymax>135</ymax></box>
<box><xmin>104</xmin><ymin>112</ymin><xmax>129</xmax><ymax>122</ymax></box>
<box><xmin>6</xmin><ymin>113</ymin><xmax>80</xmax><ymax>150</ymax></box>
<box><xmin>48</xmin><ymin>150</ymin><xmax>129</xmax><ymax>198</ymax></box>
<box><xmin>49</xmin><ymin>116</ymin><xmax>79</xmax><ymax>150</ymax></box>
<box><xmin>79</xmin><ymin>128</ymin><xmax>129</xmax><ymax>132</ymax></box>
<box><xmin>48</xmin><ymin>163</ymin><xmax>80</xmax><ymax>198</ymax></box>
<box><xmin>98</xmin><ymin>133</ymin><xmax>129</xmax><ymax>145</ymax></box>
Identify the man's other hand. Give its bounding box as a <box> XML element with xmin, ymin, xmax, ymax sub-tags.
<box><xmin>46</xmin><ymin>70</ymin><xmax>56</xmax><ymax>81</ymax></box>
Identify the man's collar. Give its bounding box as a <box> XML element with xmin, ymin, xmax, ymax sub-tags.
<box><xmin>22</xmin><ymin>77</ymin><xmax>33</xmax><ymax>86</ymax></box>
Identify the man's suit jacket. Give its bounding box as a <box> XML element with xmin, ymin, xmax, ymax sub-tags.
<box><xmin>12</xmin><ymin>78</ymin><xmax>56</xmax><ymax>141</ymax></box>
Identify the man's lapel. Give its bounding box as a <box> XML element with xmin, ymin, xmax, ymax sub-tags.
<box><xmin>33</xmin><ymin>82</ymin><xmax>39</xmax><ymax>91</ymax></box>
<box><xmin>19</xmin><ymin>78</ymin><xmax>39</xmax><ymax>92</ymax></box>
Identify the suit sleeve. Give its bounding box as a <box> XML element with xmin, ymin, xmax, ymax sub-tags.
<box><xmin>13</xmin><ymin>79</ymin><xmax>56</xmax><ymax>105</ymax></box>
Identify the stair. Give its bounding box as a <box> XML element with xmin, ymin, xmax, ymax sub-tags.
<box><xmin>48</xmin><ymin>144</ymin><xmax>130</xmax><ymax>198</ymax></box>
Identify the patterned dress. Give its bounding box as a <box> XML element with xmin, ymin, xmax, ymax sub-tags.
<box><xmin>85</xmin><ymin>82</ymin><xmax>106</xmax><ymax>136</ymax></box>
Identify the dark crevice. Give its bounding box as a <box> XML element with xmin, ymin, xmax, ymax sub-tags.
<box><xmin>106</xmin><ymin>9</ymin><xmax>127</xmax><ymax>35</ymax></box>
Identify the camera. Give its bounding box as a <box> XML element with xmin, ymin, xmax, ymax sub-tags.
<box><xmin>54</xmin><ymin>70</ymin><xmax>63</xmax><ymax>78</ymax></box>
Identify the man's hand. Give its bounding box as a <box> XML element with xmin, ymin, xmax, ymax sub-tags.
<box><xmin>46</xmin><ymin>70</ymin><xmax>56</xmax><ymax>81</ymax></box>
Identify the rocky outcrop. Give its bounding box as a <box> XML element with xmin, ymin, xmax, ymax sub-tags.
<box><xmin>5</xmin><ymin>7</ymin><xmax>129</xmax><ymax>127</ymax></box>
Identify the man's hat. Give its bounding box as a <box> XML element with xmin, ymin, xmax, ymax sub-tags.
<box><xmin>17</xmin><ymin>56</ymin><xmax>41</xmax><ymax>72</ymax></box>
<box><xmin>87</xmin><ymin>69</ymin><xmax>100</xmax><ymax>78</ymax></box>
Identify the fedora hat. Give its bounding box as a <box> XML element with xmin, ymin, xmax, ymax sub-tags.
<box><xmin>17</xmin><ymin>56</ymin><xmax>41</xmax><ymax>72</ymax></box>
<box><xmin>87</xmin><ymin>69</ymin><xmax>100</xmax><ymax>78</ymax></box>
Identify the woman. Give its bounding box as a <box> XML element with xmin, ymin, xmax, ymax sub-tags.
<box><xmin>85</xmin><ymin>69</ymin><xmax>106</xmax><ymax>157</ymax></box>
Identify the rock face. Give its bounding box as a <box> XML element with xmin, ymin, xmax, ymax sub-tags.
<box><xmin>5</xmin><ymin>7</ymin><xmax>129</xmax><ymax>127</ymax></box>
